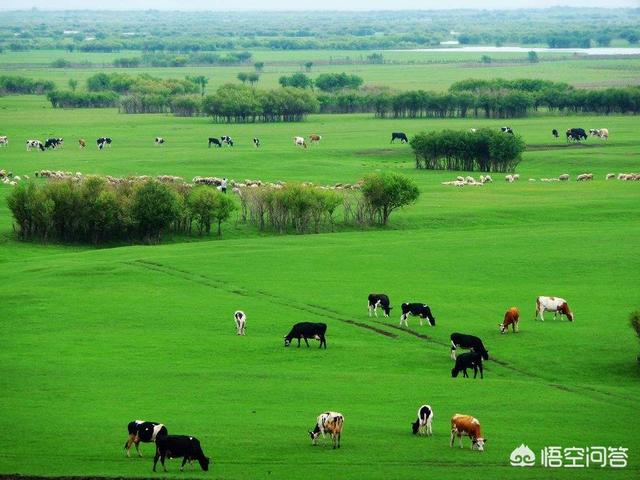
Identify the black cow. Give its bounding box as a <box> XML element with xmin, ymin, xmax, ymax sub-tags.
<box><xmin>450</xmin><ymin>333</ymin><xmax>489</xmax><ymax>361</ymax></box>
<box><xmin>566</xmin><ymin>128</ymin><xmax>587</xmax><ymax>143</ymax></box>
<box><xmin>368</xmin><ymin>293</ymin><xmax>391</xmax><ymax>317</ymax></box>
<box><xmin>501</xmin><ymin>127</ymin><xmax>514</xmax><ymax>134</ymax></box>
<box><xmin>400</xmin><ymin>303</ymin><xmax>436</xmax><ymax>327</ymax></box>
<box><xmin>124</xmin><ymin>420</ymin><xmax>167</xmax><ymax>458</ymax></box>
<box><xmin>208</xmin><ymin>137</ymin><xmax>222</xmax><ymax>148</ymax></box>
<box><xmin>221</xmin><ymin>135</ymin><xmax>234</xmax><ymax>146</ymax></box>
<box><xmin>253</xmin><ymin>137</ymin><xmax>260</xmax><ymax>148</ymax></box>
<box><xmin>97</xmin><ymin>137</ymin><xmax>112</xmax><ymax>150</ymax></box>
<box><xmin>552</xmin><ymin>129</ymin><xmax>559</xmax><ymax>138</ymax></box>
<box><xmin>284</xmin><ymin>322</ymin><xmax>327</xmax><ymax>348</ymax></box>
<box><xmin>390</xmin><ymin>132</ymin><xmax>408</xmax><ymax>143</ymax></box>
<box><xmin>451</xmin><ymin>351</ymin><xmax>484</xmax><ymax>379</ymax></box>
<box><xmin>44</xmin><ymin>137</ymin><xmax>63</xmax><ymax>149</ymax></box>
<box><xmin>153</xmin><ymin>435</ymin><xmax>210</xmax><ymax>472</ymax></box>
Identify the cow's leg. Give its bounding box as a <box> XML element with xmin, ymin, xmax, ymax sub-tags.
<box><xmin>419</xmin><ymin>316</ymin><xmax>423</xmax><ymax>327</ymax></box>
<box><xmin>450</xmin><ymin>429</ymin><xmax>455</xmax><ymax>447</ymax></box>
<box><xmin>514</xmin><ymin>320</ymin><xmax>519</xmax><ymax>333</ymax></box>
<box><xmin>297</xmin><ymin>338</ymin><xmax>301</xmax><ymax>347</ymax></box>
<box><xmin>479</xmin><ymin>362</ymin><xmax>484</xmax><ymax>379</ymax></box>
<box><xmin>368</xmin><ymin>303</ymin><xmax>372</xmax><ymax>317</ymax></box>
<box><xmin>134</xmin><ymin>437</ymin><xmax>142</xmax><ymax>457</ymax></box>
<box><xmin>427</xmin><ymin>418</ymin><xmax>433</xmax><ymax>436</ymax></box>
<box><xmin>462</xmin><ymin>368</ymin><xmax>468</xmax><ymax>378</ymax></box>
<box><xmin>180</xmin><ymin>457</ymin><xmax>188</xmax><ymax>471</ymax></box>
<box><xmin>460</xmin><ymin>434</ymin><xmax>465</xmax><ymax>449</ymax></box>
<box><xmin>153</xmin><ymin>449</ymin><xmax>160</xmax><ymax>472</ymax></box>
<box><xmin>304</xmin><ymin>337</ymin><xmax>310</xmax><ymax>347</ymax></box>
<box><xmin>473</xmin><ymin>365</ymin><xmax>478</xmax><ymax>379</ymax></box>
<box><xmin>124</xmin><ymin>435</ymin><xmax>135</xmax><ymax>457</ymax></box>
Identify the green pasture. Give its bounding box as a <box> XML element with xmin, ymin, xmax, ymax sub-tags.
<box><xmin>0</xmin><ymin>95</ymin><xmax>639</xmax><ymax>479</ymax></box>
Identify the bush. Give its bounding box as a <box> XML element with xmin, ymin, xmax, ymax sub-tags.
<box><xmin>51</xmin><ymin>58</ymin><xmax>72</xmax><ymax>68</ymax></box>
<box><xmin>315</xmin><ymin>72</ymin><xmax>363</xmax><ymax>92</ymax></box>
<box><xmin>131</xmin><ymin>181</ymin><xmax>182</xmax><ymax>243</ymax></box>
<box><xmin>170</xmin><ymin>95</ymin><xmax>201</xmax><ymax>117</ymax></box>
<box><xmin>361</xmin><ymin>173</ymin><xmax>419</xmax><ymax>225</ymax></box>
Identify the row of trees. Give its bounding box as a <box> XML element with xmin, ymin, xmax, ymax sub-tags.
<box><xmin>113</xmin><ymin>51</ymin><xmax>253</xmax><ymax>68</ymax></box>
<box><xmin>278</xmin><ymin>72</ymin><xmax>364</xmax><ymax>92</ymax></box>
<box><xmin>7</xmin><ymin>178</ymin><xmax>236</xmax><ymax>245</ymax></box>
<box><xmin>410</xmin><ymin>129</ymin><xmax>525</xmax><ymax>172</ymax></box>
<box><xmin>0</xmin><ymin>75</ymin><xmax>56</xmax><ymax>95</ymax></box>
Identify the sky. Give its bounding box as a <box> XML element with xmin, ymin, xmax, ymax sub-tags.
<box><xmin>0</xmin><ymin>0</ymin><xmax>637</xmax><ymax>10</ymax></box>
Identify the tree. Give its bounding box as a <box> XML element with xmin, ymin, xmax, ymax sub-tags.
<box><xmin>278</xmin><ymin>73</ymin><xmax>313</xmax><ymax>89</ymax></box>
<box><xmin>304</xmin><ymin>61</ymin><xmax>313</xmax><ymax>72</ymax></box>
<box><xmin>528</xmin><ymin>51</ymin><xmax>539</xmax><ymax>63</ymax></box>
<box><xmin>361</xmin><ymin>173</ymin><xmax>420</xmax><ymax>225</ymax></box>
<box><xmin>254</xmin><ymin>61</ymin><xmax>264</xmax><ymax>72</ymax></box>
<box><xmin>68</xmin><ymin>78</ymin><xmax>78</xmax><ymax>92</ymax></box>
<box><xmin>237</xmin><ymin>72</ymin><xmax>249</xmax><ymax>84</ymax></box>
<box><xmin>131</xmin><ymin>181</ymin><xmax>181</xmax><ymax>243</ymax></box>
<box><xmin>247</xmin><ymin>72</ymin><xmax>260</xmax><ymax>86</ymax></box>
<box><xmin>314</xmin><ymin>73</ymin><xmax>363</xmax><ymax>92</ymax></box>
<box><xmin>211</xmin><ymin>193</ymin><xmax>236</xmax><ymax>235</ymax></box>
<box><xmin>480</xmin><ymin>55</ymin><xmax>492</xmax><ymax>64</ymax></box>
<box><xmin>186</xmin><ymin>75</ymin><xmax>208</xmax><ymax>97</ymax></box>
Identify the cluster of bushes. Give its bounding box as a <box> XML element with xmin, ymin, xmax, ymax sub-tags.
<box><xmin>47</xmin><ymin>91</ymin><xmax>119</xmax><ymax>108</ymax></box>
<box><xmin>410</xmin><ymin>129</ymin><xmax>525</xmax><ymax>172</ymax></box>
<box><xmin>0</xmin><ymin>75</ymin><xmax>56</xmax><ymax>95</ymax></box>
<box><xmin>111</xmin><ymin>51</ymin><xmax>253</xmax><ymax>68</ymax></box>
<box><xmin>278</xmin><ymin>72</ymin><xmax>364</xmax><ymax>93</ymax></box>
<box><xmin>7</xmin><ymin>178</ymin><xmax>236</xmax><ymax>245</ymax></box>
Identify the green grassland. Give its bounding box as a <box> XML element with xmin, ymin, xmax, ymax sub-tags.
<box><xmin>0</xmin><ymin>90</ymin><xmax>639</xmax><ymax>480</ymax></box>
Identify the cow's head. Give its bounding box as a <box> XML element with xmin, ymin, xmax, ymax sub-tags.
<box><xmin>472</xmin><ymin>437</ymin><xmax>486</xmax><ymax>451</ymax></box>
<box><xmin>284</xmin><ymin>336</ymin><xmax>291</xmax><ymax>347</ymax></box>
<box><xmin>411</xmin><ymin>420</ymin><xmax>420</xmax><ymax>434</ymax></box>
<box><xmin>309</xmin><ymin>426</ymin><xmax>321</xmax><ymax>445</ymax></box>
<box><xmin>426</xmin><ymin>314</ymin><xmax>436</xmax><ymax>327</ymax></box>
<box><xmin>499</xmin><ymin>323</ymin><xmax>506</xmax><ymax>334</ymax></box>
<box><xmin>481</xmin><ymin>350</ymin><xmax>489</xmax><ymax>361</ymax></box>
<box><xmin>383</xmin><ymin>305</ymin><xmax>392</xmax><ymax>316</ymax></box>
<box><xmin>198</xmin><ymin>456</ymin><xmax>210</xmax><ymax>471</ymax></box>
<box><xmin>561</xmin><ymin>303</ymin><xmax>574</xmax><ymax>321</ymax></box>
<box><xmin>451</xmin><ymin>368</ymin><xmax>459</xmax><ymax>378</ymax></box>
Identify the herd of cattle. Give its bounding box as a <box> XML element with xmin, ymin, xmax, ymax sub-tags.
<box><xmin>123</xmin><ymin>293</ymin><xmax>573</xmax><ymax>471</ymax></box>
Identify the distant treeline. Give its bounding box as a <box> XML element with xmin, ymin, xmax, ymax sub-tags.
<box><xmin>113</xmin><ymin>51</ymin><xmax>253</xmax><ymax>68</ymax></box>
<box><xmin>0</xmin><ymin>75</ymin><xmax>55</xmax><ymax>95</ymax></box>
<box><xmin>1</xmin><ymin>9</ymin><xmax>638</xmax><ymax>52</ymax></box>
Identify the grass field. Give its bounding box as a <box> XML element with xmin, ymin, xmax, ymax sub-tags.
<box><xmin>0</xmin><ymin>89</ymin><xmax>639</xmax><ymax>479</ymax></box>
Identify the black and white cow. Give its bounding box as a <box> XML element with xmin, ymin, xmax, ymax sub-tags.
<box><xmin>0</xmin><ymin>136</ymin><xmax>8</xmax><ymax>147</ymax></box>
<box><xmin>411</xmin><ymin>405</ymin><xmax>434</xmax><ymax>436</ymax></box>
<box><xmin>221</xmin><ymin>135</ymin><xmax>234</xmax><ymax>147</ymax></box>
<box><xmin>368</xmin><ymin>293</ymin><xmax>391</xmax><ymax>317</ymax></box>
<box><xmin>234</xmin><ymin>310</ymin><xmax>246</xmax><ymax>336</ymax></box>
<box><xmin>552</xmin><ymin>129</ymin><xmax>559</xmax><ymax>138</ymax></box>
<box><xmin>390</xmin><ymin>132</ymin><xmax>409</xmax><ymax>143</ymax></box>
<box><xmin>97</xmin><ymin>137</ymin><xmax>112</xmax><ymax>150</ymax></box>
<box><xmin>155</xmin><ymin>137</ymin><xmax>165</xmax><ymax>145</ymax></box>
<box><xmin>501</xmin><ymin>127</ymin><xmax>514</xmax><ymax>134</ymax></box>
<box><xmin>284</xmin><ymin>322</ymin><xmax>327</xmax><ymax>348</ymax></box>
<box><xmin>400</xmin><ymin>303</ymin><xmax>436</xmax><ymax>327</ymax></box>
<box><xmin>124</xmin><ymin>420</ymin><xmax>167</xmax><ymax>458</ymax></box>
<box><xmin>450</xmin><ymin>333</ymin><xmax>489</xmax><ymax>361</ymax></box>
<box><xmin>566</xmin><ymin>128</ymin><xmax>587</xmax><ymax>143</ymax></box>
<box><xmin>253</xmin><ymin>137</ymin><xmax>260</xmax><ymax>148</ymax></box>
<box><xmin>26</xmin><ymin>140</ymin><xmax>45</xmax><ymax>151</ymax></box>
<box><xmin>44</xmin><ymin>137</ymin><xmax>63</xmax><ymax>149</ymax></box>
<box><xmin>451</xmin><ymin>351</ymin><xmax>484</xmax><ymax>379</ymax></box>
<box><xmin>208</xmin><ymin>137</ymin><xmax>222</xmax><ymax>148</ymax></box>
<box><xmin>153</xmin><ymin>435</ymin><xmax>211</xmax><ymax>472</ymax></box>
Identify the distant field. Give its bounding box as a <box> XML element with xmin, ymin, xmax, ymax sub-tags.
<box><xmin>0</xmin><ymin>94</ymin><xmax>639</xmax><ymax>478</ymax></box>
<box><xmin>2</xmin><ymin>49</ymin><xmax>639</xmax><ymax>91</ymax></box>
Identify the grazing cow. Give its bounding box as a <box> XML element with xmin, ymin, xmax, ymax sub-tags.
<box><xmin>367</xmin><ymin>293</ymin><xmax>391</xmax><ymax>317</ymax></box>
<box><xmin>501</xmin><ymin>126</ymin><xmax>514</xmax><ymax>134</ymax></box>
<box><xmin>400</xmin><ymin>303</ymin><xmax>436</xmax><ymax>327</ymax></box>
<box><xmin>451</xmin><ymin>352</ymin><xmax>484</xmax><ymax>379</ymax></box>
<box><xmin>552</xmin><ymin>129</ymin><xmax>559</xmax><ymax>138</ymax></box>
<box><xmin>559</xmin><ymin>173</ymin><xmax>570</xmax><ymax>181</ymax></box>
<box><xmin>208</xmin><ymin>137</ymin><xmax>222</xmax><ymax>148</ymax></box>
<box><xmin>590</xmin><ymin>128</ymin><xmax>609</xmax><ymax>140</ymax></box>
<box><xmin>469</xmin><ymin>128</ymin><xmax>477</xmax><ymax>133</ymax></box>
<box><xmin>44</xmin><ymin>137</ymin><xmax>63</xmax><ymax>149</ymax></box>
<box><xmin>26</xmin><ymin>140</ymin><xmax>45</xmax><ymax>151</ymax></box>
<box><xmin>566</xmin><ymin>128</ymin><xmax>587</xmax><ymax>143</ymax></box>
<box><xmin>97</xmin><ymin>137</ymin><xmax>112</xmax><ymax>150</ymax></box>
<box><xmin>411</xmin><ymin>405</ymin><xmax>433</xmax><ymax>436</ymax></box>
<box><xmin>500</xmin><ymin>307</ymin><xmax>520</xmax><ymax>334</ymax></box>
<box><xmin>124</xmin><ymin>420</ymin><xmax>167</xmax><ymax>458</ymax></box>
<box><xmin>221</xmin><ymin>135</ymin><xmax>234</xmax><ymax>147</ymax></box>
<box><xmin>390</xmin><ymin>132</ymin><xmax>408</xmax><ymax>143</ymax></box>
<box><xmin>0</xmin><ymin>136</ymin><xmax>8</xmax><ymax>147</ymax></box>
<box><xmin>284</xmin><ymin>322</ymin><xmax>327</xmax><ymax>348</ymax></box>
<box><xmin>78</xmin><ymin>138</ymin><xmax>86</xmax><ymax>148</ymax></box>
<box><xmin>309</xmin><ymin>134</ymin><xmax>322</xmax><ymax>144</ymax></box>
<box><xmin>535</xmin><ymin>296</ymin><xmax>574</xmax><ymax>322</ymax></box>
<box><xmin>606</xmin><ymin>173</ymin><xmax>616</xmax><ymax>180</ymax></box>
<box><xmin>253</xmin><ymin>137</ymin><xmax>260</xmax><ymax>148</ymax></box>
<box><xmin>309</xmin><ymin>411</ymin><xmax>344</xmax><ymax>449</ymax></box>
<box><xmin>155</xmin><ymin>137</ymin><xmax>165</xmax><ymax>145</ymax></box>
<box><xmin>450</xmin><ymin>414</ymin><xmax>486</xmax><ymax>451</ymax></box>
<box><xmin>234</xmin><ymin>310</ymin><xmax>246</xmax><ymax>336</ymax></box>
<box><xmin>294</xmin><ymin>136</ymin><xmax>307</xmax><ymax>148</ymax></box>
<box><xmin>450</xmin><ymin>333</ymin><xmax>489</xmax><ymax>361</ymax></box>
<box><xmin>153</xmin><ymin>435</ymin><xmax>210</xmax><ymax>472</ymax></box>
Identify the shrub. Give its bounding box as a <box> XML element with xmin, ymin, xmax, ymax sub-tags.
<box><xmin>131</xmin><ymin>181</ymin><xmax>182</xmax><ymax>243</ymax></box>
<box><xmin>361</xmin><ymin>173</ymin><xmax>419</xmax><ymax>225</ymax></box>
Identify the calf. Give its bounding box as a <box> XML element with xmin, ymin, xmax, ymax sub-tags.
<box><xmin>208</xmin><ymin>137</ymin><xmax>222</xmax><ymax>148</ymax></box>
<box><xmin>400</xmin><ymin>303</ymin><xmax>436</xmax><ymax>327</ymax></box>
<box><xmin>0</xmin><ymin>136</ymin><xmax>8</xmax><ymax>147</ymax></box>
<box><xmin>552</xmin><ymin>128</ymin><xmax>559</xmax><ymax>138</ymax></box>
<box><xmin>294</xmin><ymin>136</ymin><xmax>307</xmax><ymax>148</ymax></box>
<box><xmin>451</xmin><ymin>352</ymin><xmax>484</xmax><ymax>379</ymax></box>
<box><xmin>78</xmin><ymin>138</ymin><xmax>86</xmax><ymax>148</ymax></box>
<box><xmin>97</xmin><ymin>137</ymin><xmax>112</xmax><ymax>150</ymax></box>
<box><xmin>44</xmin><ymin>138</ymin><xmax>63</xmax><ymax>149</ymax></box>
<box><xmin>390</xmin><ymin>132</ymin><xmax>408</xmax><ymax>143</ymax></box>
<box><xmin>535</xmin><ymin>296</ymin><xmax>574</xmax><ymax>321</ymax></box>
<box><xmin>309</xmin><ymin>411</ymin><xmax>344</xmax><ymax>449</ymax></box>
<box><xmin>450</xmin><ymin>414</ymin><xmax>486</xmax><ymax>451</ymax></box>
<box><xmin>500</xmin><ymin>307</ymin><xmax>520</xmax><ymax>334</ymax></box>
<box><xmin>368</xmin><ymin>293</ymin><xmax>391</xmax><ymax>317</ymax></box>
<box><xmin>153</xmin><ymin>435</ymin><xmax>210</xmax><ymax>472</ymax></box>
<box><xmin>26</xmin><ymin>140</ymin><xmax>45</xmax><ymax>151</ymax></box>
<box><xmin>234</xmin><ymin>310</ymin><xmax>246</xmax><ymax>336</ymax></box>
<box><xmin>309</xmin><ymin>134</ymin><xmax>322</xmax><ymax>144</ymax></box>
<box><xmin>253</xmin><ymin>137</ymin><xmax>260</xmax><ymax>148</ymax></box>
<box><xmin>124</xmin><ymin>420</ymin><xmax>167</xmax><ymax>458</ymax></box>
<box><xmin>284</xmin><ymin>322</ymin><xmax>327</xmax><ymax>348</ymax></box>
<box><xmin>411</xmin><ymin>405</ymin><xmax>433</xmax><ymax>436</ymax></box>
<box><xmin>155</xmin><ymin>137</ymin><xmax>165</xmax><ymax>145</ymax></box>
<box><xmin>221</xmin><ymin>135</ymin><xmax>234</xmax><ymax>147</ymax></box>
<box><xmin>450</xmin><ymin>333</ymin><xmax>489</xmax><ymax>361</ymax></box>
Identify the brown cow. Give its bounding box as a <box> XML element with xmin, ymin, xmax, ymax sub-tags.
<box><xmin>309</xmin><ymin>134</ymin><xmax>322</xmax><ymax>144</ymax></box>
<box><xmin>500</xmin><ymin>307</ymin><xmax>520</xmax><ymax>334</ymax></box>
<box><xmin>78</xmin><ymin>139</ymin><xmax>86</xmax><ymax>149</ymax></box>
<box><xmin>450</xmin><ymin>414</ymin><xmax>486</xmax><ymax>451</ymax></box>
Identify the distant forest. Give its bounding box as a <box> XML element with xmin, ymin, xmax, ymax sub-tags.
<box><xmin>0</xmin><ymin>9</ymin><xmax>638</xmax><ymax>52</ymax></box>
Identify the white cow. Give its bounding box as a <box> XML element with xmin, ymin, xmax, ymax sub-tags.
<box><xmin>535</xmin><ymin>296</ymin><xmax>574</xmax><ymax>322</ymax></box>
<box><xmin>294</xmin><ymin>136</ymin><xmax>307</xmax><ymax>148</ymax></box>
<box><xmin>411</xmin><ymin>405</ymin><xmax>433</xmax><ymax>436</ymax></box>
<box><xmin>234</xmin><ymin>310</ymin><xmax>246</xmax><ymax>336</ymax></box>
<box><xmin>0</xmin><ymin>136</ymin><xmax>8</xmax><ymax>147</ymax></box>
<box><xmin>309</xmin><ymin>411</ymin><xmax>344</xmax><ymax>449</ymax></box>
